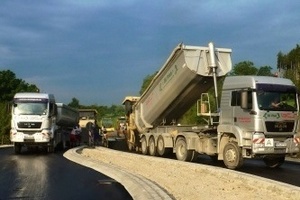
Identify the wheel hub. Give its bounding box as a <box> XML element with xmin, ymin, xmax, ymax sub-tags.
<box><xmin>225</xmin><ymin>148</ymin><xmax>236</xmax><ymax>162</ymax></box>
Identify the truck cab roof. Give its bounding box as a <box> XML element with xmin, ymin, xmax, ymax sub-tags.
<box><xmin>14</xmin><ymin>93</ymin><xmax>55</xmax><ymax>103</ymax></box>
<box><xmin>223</xmin><ymin>76</ymin><xmax>295</xmax><ymax>90</ymax></box>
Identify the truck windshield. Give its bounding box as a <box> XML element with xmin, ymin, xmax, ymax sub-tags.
<box><xmin>13</xmin><ymin>102</ymin><xmax>48</xmax><ymax>115</ymax></box>
<box><xmin>256</xmin><ymin>84</ymin><xmax>297</xmax><ymax>111</ymax></box>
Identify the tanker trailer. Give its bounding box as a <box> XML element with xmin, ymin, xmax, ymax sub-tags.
<box><xmin>55</xmin><ymin>103</ymin><xmax>80</xmax><ymax>149</ymax></box>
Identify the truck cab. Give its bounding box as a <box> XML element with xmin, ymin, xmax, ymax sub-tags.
<box><xmin>10</xmin><ymin>93</ymin><xmax>57</xmax><ymax>153</ymax></box>
<box><xmin>217</xmin><ymin>76</ymin><xmax>299</xmax><ymax>168</ymax></box>
<box><xmin>10</xmin><ymin>93</ymin><xmax>79</xmax><ymax>154</ymax></box>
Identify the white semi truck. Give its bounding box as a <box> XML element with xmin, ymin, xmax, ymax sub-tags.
<box><xmin>10</xmin><ymin>93</ymin><xmax>79</xmax><ymax>154</ymax></box>
<box><xmin>123</xmin><ymin>42</ymin><xmax>300</xmax><ymax>169</ymax></box>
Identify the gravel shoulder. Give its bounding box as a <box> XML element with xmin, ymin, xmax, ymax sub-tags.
<box><xmin>80</xmin><ymin>147</ymin><xmax>300</xmax><ymax>200</ymax></box>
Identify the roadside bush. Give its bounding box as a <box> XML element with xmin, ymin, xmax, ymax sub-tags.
<box><xmin>0</xmin><ymin>102</ymin><xmax>11</xmax><ymax>144</ymax></box>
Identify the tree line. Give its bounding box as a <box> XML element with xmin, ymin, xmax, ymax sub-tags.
<box><xmin>277</xmin><ymin>44</ymin><xmax>300</xmax><ymax>88</ymax></box>
<box><xmin>0</xmin><ymin>70</ymin><xmax>40</xmax><ymax>144</ymax></box>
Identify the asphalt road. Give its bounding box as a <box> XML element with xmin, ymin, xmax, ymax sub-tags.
<box><xmin>0</xmin><ymin>147</ymin><xmax>132</xmax><ymax>200</ymax></box>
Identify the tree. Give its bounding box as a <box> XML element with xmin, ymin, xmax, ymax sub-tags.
<box><xmin>277</xmin><ymin>44</ymin><xmax>300</xmax><ymax>88</ymax></box>
<box><xmin>0</xmin><ymin>70</ymin><xmax>39</xmax><ymax>101</ymax></box>
<box><xmin>139</xmin><ymin>72</ymin><xmax>158</xmax><ymax>95</ymax></box>
<box><xmin>68</xmin><ymin>98</ymin><xmax>80</xmax><ymax>108</ymax></box>
<box><xmin>0</xmin><ymin>70</ymin><xmax>39</xmax><ymax>144</ymax></box>
<box><xmin>0</xmin><ymin>102</ymin><xmax>10</xmax><ymax>144</ymax></box>
<box><xmin>229</xmin><ymin>61</ymin><xmax>273</xmax><ymax>77</ymax></box>
<box><xmin>229</xmin><ymin>61</ymin><xmax>258</xmax><ymax>75</ymax></box>
<box><xmin>256</xmin><ymin>66</ymin><xmax>273</xmax><ymax>76</ymax></box>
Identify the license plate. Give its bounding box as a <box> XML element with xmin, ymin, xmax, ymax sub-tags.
<box><xmin>34</xmin><ymin>134</ymin><xmax>43</xmax><ymax>141</ymax></box>
<box><xmin>264</xmin><ymin>138</ymin><xmax>274</xmax><ymax>147</ymax></box>
<box><xmin>16</xmin><ymin>134</ymin><xmax>24</xmax><ymax>140</ymax></box>
<box><xmin>275</xmin><ymin>142</ymin><xmax>287</xmax><ymax>147</ymax></box>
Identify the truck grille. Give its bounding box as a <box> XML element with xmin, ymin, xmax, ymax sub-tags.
<box><xmin>265</xmin><ymin>121</ymin><xmax>294</xmax><ymax>132</ymax></box>
<box><xmin>17</xmin><ymin>122</ymin><xmax>42</xmax><ymax>128</ymax></box>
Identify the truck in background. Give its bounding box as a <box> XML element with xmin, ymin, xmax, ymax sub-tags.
<box><xmin>123</xmin><ymin>42</ymin><xmax>300</xmax><ymax>169</ymax></box>
<box><xmin>78</xmin><ymin>109</ymin><xmax>98</xmax><ymax>128</ymax></box>
<box><xmin>100</xmin><ymin>117</ymin><xmax>126</xmax><ymax>148</ymax></box>
<box><xmin>117</xmin><ymin>116</ymin><xmax>127</xmax><ymax>135</ymax></box>
<box><xmin>10</xmin><ymin>93</ymin><xmax>79</xmax><ymax>154</ymax></box>
<box><xmin>78</xmin><ymin>109</ymin><xmax>98</xmax><ymax>144</ymax></box>
<box><xmin>101</xmin><ymin>117</ymin><xmax>115</xmax><ymax>132</ymax></box>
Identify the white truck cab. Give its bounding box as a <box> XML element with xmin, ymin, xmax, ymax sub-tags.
<box><xmin>10</xmin><ymin>92</ymin><xmax>78</xmax><ymax>154</ymax></box>
<box><xmin>217</xmin><ymin>76</ymin><xmax>299</xmax><ymax>168</ymax></box>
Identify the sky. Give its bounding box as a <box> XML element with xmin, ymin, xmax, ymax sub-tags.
<box><xmin>0</xmin><ymin>0</ymin><xmax>299</xmax><ymax>106</ymax></box>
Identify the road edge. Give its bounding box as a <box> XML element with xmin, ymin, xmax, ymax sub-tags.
<box><xmin>63</xmin><ymin>146</ymin><xmax>175</xmax><ymax>200</ymax></box>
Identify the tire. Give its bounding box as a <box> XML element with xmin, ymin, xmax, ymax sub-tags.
<box><xmin>47</xmin><ymin>139</ymin><xmax>56</xmax><ymax>153</ymax></box>
<box><xmin>103</xmin><ymin>138</ymin><xmax>109</xmax><ymax>148</ymax></box>
<box><xmin>191</xmin><ymin>151</ymin><xmax>199</xmax><ymax>162</ymax></box>
<box><xmin>157</xmin><ymin>136</ymin><xmax>171</xmax><ymax>156</ymax></box>
<box><xmin>56</xmin><ymin>141</ymin><xmax>63</xmax><ymax>151</ymax></box>
<box><xmin>141</xmin><ymin>137</ymin><xmax>148</xmax><ymax>155</ymax></box>
<box><xmin>175</xmin><ymin>137</ymin><xmax>194</xmax><ymax>161</ymax></box>
<box><xmin>263</xmin><ymin>156</ymin><xmax>285</xmax><ymax>168</ymax></box>
<box><xmin>149</xmin><ymin>137</ymin><xmax>157</xmax><ymax>156</ymax></box>
<box><xmin>223</xmin><ymin>142</ymin><xmax>243</xmax><ymax>169</ymax></box>
<box><xmin>127</xmin><ymin>141</ymin><xmax>134</xmax><ymax>151</ymax></box>
<box><xmin>14</xmin><ymin>143</ymin><xmax>21</xmax><ymax>154</ymax></box>
<box><xmin>127</xmin><ymin>130</ymin><xmax>135</xmax><ymax>151</ymax></box>
<box><xmin>106</xmin><ymin>141</ymin><xmax>110</xmax><ymax>148</ymax></box>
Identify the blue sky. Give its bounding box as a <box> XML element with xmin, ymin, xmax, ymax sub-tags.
<box><xmin>0</xmin><ymin>0</ymin><xmax>299</xmax><ymax>105</ymax></box>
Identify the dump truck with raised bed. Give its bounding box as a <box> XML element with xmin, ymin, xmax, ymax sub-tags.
<box><xmin>10</xmin><ymin>93</ymin><xmax>79</xmax><ymax>154</ymax></box>
<box><xmin>123</xmin><ymin>42</ymin><xmax>300</xmax><ymax>169</ymax></box>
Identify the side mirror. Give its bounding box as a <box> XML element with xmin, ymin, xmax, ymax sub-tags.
<box><xmin>241</xmin><ymin>91</ymin><xmax>251</xmax><ymax>109</ymax></box>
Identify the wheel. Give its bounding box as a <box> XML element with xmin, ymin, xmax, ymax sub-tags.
<box><xmin>127</xmin><ymin>130</ymin><xmax>135</xmax><ymax>151</ymax></box>
<box><xmin>106</xmin><ymin>141</ymin><xmax>110</xmax><ymax>148</ymax></box>
<box><xmin>56</xmin><ymin>141</ymin><xmax>63</xmax><ymax>151</ymax></box>
<box><xmin>157</xmin><ymin>136</ymin><xmax>171</xmax><ymax>156</ymax></box>
<box><xmin>263</xmin><ymin>156</ymin><xmax>285</xmax><ymax>168</ymax></box>
<box><xmin>48</xmin><ymin>139</ymin><xmax>56</xmax><ymax>153</ymax></box>
<box><xmin>14</xmin><ymin>143</ymin><xmax>22</xmax><ymax>154</ymax></box>
<box><xmin>141</xmin><ymin>137</ymin><xmax>148</xmax><ymax>155</ymax></box>
<box><xmin>103</xmin><ymin>138</ymin><xmax>109</xmax><ymax>148</ymax></box>
<box><xmin>127</xmin><ymin>141</ymin><xmax>134</xmax><ymax>151</ymax></box>
<box><xmin>223</xmin><ymin>142</ymin><xmax>243</xmax><ymax>169</ymax></box>
<box><xmin>149</xmin><ymin>137</ymin><xmax>157</xmax><ymax>156</ymax></box>
<box><xmin>175</xmin><ymin>137</ymin><xmax>194</xmax><ymax>161</ymax></box>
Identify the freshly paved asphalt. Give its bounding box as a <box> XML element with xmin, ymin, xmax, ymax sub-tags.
<box><xmin>64</xmin><ymin>146</ymin><xmax>174</xmax><ymax>200</ymax></box>
<box><xmin>0</xmin><ymin>145</ymin><xmax>133</xmax><ymax>200</ymax></box>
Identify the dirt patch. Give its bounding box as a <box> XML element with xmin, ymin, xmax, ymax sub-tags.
<box><xmin>81</xmin><ymin>147</ymin><xmax>299</xmax><ymax>200</ymax></box>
